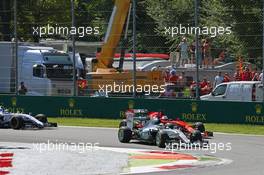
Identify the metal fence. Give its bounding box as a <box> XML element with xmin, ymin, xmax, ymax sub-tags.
<box><xmin>0</xmin><ymin>0</ymin><xmax>263</xmax><ymax>99</ymax></box>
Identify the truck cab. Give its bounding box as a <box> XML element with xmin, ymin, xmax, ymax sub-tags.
<box><xmin>0</xmin><ymin>42</ymin><xmax>74</xmax><ymax>96</ymax></box>
<box><xmin>19</xmin><ymin>46</ymin><xmax>74</xmax><ymax>96</ymax></box>
<box><xmin>200</xmin><ymin>81</ymin><xmax>264</xmax><ymax>102</ymax></box>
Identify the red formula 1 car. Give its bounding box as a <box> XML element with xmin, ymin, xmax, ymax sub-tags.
<box><xmin>118</xmin><ymin>109</ymin><xmax>213</xmax><ymax>148</ymax></box>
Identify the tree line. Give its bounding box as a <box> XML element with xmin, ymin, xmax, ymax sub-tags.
<box><xmin>0</xmin><ymin>0</ymin><xmax>262</xmax><ymax>66</ymax></box>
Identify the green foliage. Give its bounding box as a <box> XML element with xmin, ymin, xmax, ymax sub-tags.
<box><xmin>2</xmin><ymin>0</ymin><xmax>113</xmax><ymax>41</ymax></box>
<box><xmin>133</xmin><ymin>0</ymin><xmax>170</xmax><ymax>53</ymax></box>
<box><xmin>200</xmin><ymin>0</ymin><xmax>246</xmax><ymax>59</ymax></box>
<box><xmin>145</xmin><ymin>0</ymin><xmax>194</xmax><ymax>51</ymax></box>
<box><xmin>0</xmin><ymin>0</ymin><xmax>263</xmax><ymax>61</ymax></box>
<box><xmin>145</xmin><ymin>0</ymin><xmax>262</xmax><ymax>64</ymax></box>
<box><xmin>75</xmin><ymin>0</ymin><xmax>113</xmax><ymax>41</ymax></box>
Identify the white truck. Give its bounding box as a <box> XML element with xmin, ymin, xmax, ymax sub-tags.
<box><xmin>0</xmin><ymin>42</ymin><xmax>74</xmax><ymax>96</ymax></box>
<box><xmin>200</xmin><ymin>81</ymin><xmax>264</xmax><ymax>102</ymax></box>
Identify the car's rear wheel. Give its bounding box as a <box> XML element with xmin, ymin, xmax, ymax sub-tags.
<box><xmin>190</xmin><ymin>130</ymin><xmax>202</xmax><ymax>142</ymax></box>
<box><xmin>156</xmin><ymin>131</ymin><xmax>169</xmax><ymax>148</ymax></box>
<box><xmin>10</xmin><ymin>116</ymin><xmax>24</xmax><ymax>129</ymax></box>
<box><xmin>35</xmin><ymin>114</ymin><xmax>47</xmax><ymax>123</ymax></box>
<box><xmin>118</xmin><ymin>127</ymin><xmax>132</xmax><ymax>143</ymax></box>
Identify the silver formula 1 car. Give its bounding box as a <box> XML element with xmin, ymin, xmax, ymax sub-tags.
<box><xmin>118</xmin><ymin>109</ymin><xmax>213</xmax><ymax>148</ymax></box>
<box><xmin>0</xmin><ymin>106</ymin><xmax>57</xmax><ymax>129</ymax></box>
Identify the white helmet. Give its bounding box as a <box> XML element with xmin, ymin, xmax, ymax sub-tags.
<box><xmin>161</xmin><ymin>115</ymin><xmax>168</xmax><ymax>120</ymax></box>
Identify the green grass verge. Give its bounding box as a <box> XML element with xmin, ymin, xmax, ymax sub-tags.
<box><xmin>205</xmin><ymin>123</ymin><xmax>264</xmax><ymax>135</ymax></box>
<box><xmin>48</xmin><ymin>117</ymin><xmax>264</xmax><ymax>135</ymax></box>
<box><xmin>48</xmin><ymin>117</ymin><xmax>120</xmax><ymax>128</ymax></box>
<box><xmin>129</xmin><ymin>159</ymin><xmax>175</xmax><ymax>167</ymax></box>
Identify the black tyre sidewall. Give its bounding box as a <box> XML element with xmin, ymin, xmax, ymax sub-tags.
<box><xmin>190</xmin><ymin>130</ymin><xmax>202</xmax><ymax>142</ymax></box>
<box><xmin>35</xmin><ymin>114</ymin><xmax>47</xmax><ymax>123</ymax></box>
<box><xmin>10</xmin><ymin>117</ymin><xmax>23</xmax><ymax>129</ymax></box>
<box><xmin>194</xmin><ymin>122</ymin><xmax>205</xmax><ymax>133</ymax></box>
<box><xmin>118</xmin><ymin>127</ymin><xmax>132</xmax><ymax>143</ymax></box>
<box><xmin>156</xmin><ymin>131</ymin><xmax>168</xmax><ymax>148</ymax></box>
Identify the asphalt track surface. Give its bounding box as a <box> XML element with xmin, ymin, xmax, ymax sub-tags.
<box><xmin>0</xmin><ymin>126</ymin><xmax>264</xmax><ymax>175</ymax></box>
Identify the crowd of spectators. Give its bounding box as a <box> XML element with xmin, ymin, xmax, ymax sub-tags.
<box><xmin>176</xmin><ymin>37</ymin><xmax>231</xmax><ymax>68</ymax></box>
<box><xmin>160</xmin><ymin>65</ymin><xmax>263</xmax><ymax>98</ymax></box>
<box><xmin>160</xmin><ymin>68</ymin><xmax>189</xmax><ymax>98</ymax></box>
<box><xmin>232</xmin><ymin>66</ymin><xmax>263</xmax><ymax>82</ymax></box>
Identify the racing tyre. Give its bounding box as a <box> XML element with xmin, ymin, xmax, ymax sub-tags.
<box><xmin>118</xmin><ymin>127</ymin><xmax>132</xmax><ymax>143</ymax></box>
<box><xmin>35</xmin><ymin>114</ymin><xmax>47</xmax><ymax>123</ymax></box>
<box><xmin>194</xmin><ymin>122</ymin><xmax>205</xmax><ymax>133</ymax></box>
<box><xmin>190</xmin><ymin>130</ymin><xmax>202</xmax><ymax>142</ymax></box>
<box><xmin>119</xmin><ymin>120</ymin><xmax>127</xmax><ymax>128</ymax></box>
<box><xmin>156</xmin><ymin>131</ymin><xmax>169</xmax><ymax>148</ymax></box>
<box><xmin>49</xmin><ymin>123</ymin><xmax>58</xmax><ymax>127</ymax></box>
<box><xmin>10</xmin><ymin>116</ymin><xmax>24</xmax><ymax>129</ymax></box>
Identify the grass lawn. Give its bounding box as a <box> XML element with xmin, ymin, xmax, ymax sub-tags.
<box><xmin>48</xmin><ymin>118</ymin><xmax>120</xmax><ymax>128</ymax></box>
<box><xmin>205</xmin><ymin>123</ymin><xmax>264</xmax><ymax>135</ymax></box>
<box><xmin>48</xmin><ymin>117</ymin><xmax>264</xmax><ymax>135</ymax></box>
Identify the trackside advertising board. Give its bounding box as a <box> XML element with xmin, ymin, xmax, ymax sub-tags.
<box><xmin>0</xmin><ymin>95</ymin><xmax>263</xmax><ymax>125</ymax></box>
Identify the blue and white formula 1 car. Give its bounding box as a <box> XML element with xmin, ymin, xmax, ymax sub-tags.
<box><xmin>0</xmin><ymin>106</ymin><xmax>57</xmax><ymax>129</ymax></box>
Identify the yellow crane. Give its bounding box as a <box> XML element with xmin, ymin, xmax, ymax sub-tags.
<box><xmin>96</xmin><ymin>0</ymin><xmax>131</xmax><ymax>69</ymax></box>
<box><xmin>86</xmin><ymin>0</ymin><xmax>164</xmax><ymax>96</ymax></box>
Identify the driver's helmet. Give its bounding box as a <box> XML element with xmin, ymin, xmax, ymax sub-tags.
<box><xmin>161</xmin><ymin>115</ymin><xmax>168</xmax><ymax>120</ymax></box>
<box><xmin>0</xmin><ymin>106</ymin><xmax>3</xmax><ymax>113</ymax></box>
<box><xmin>166</xmin><ymin>123</ymin><xmax>175</xmax><ymax>129</ymax></box>
<box><xmin>152</xmin><ymin>117</ymin><xmax>160</xmax><ymax>125</ymax></box>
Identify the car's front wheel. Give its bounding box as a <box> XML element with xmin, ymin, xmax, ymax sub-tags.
<box><xmin>156</xmin><ymin>131</ymin><xmax>169</xmax><ymax>148</ymax></box>
<box><xmin>118</xmin><ymin>127</ymin><xmax>132</xmax><ymax>143</ymax></box>
<box><xmin>10</xmin><ymin>116</ymin><xmax>24</xmax><ymax>129</ymax></box>
<box><xmin>35</xmin><ymin>114</ymin><xmax>47</xmax><ymax>123</ymax></box>
<box><xmin>190</xmin><ymin>130</ymin><xmax>202</xmax><ymax>142</ymax></box>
